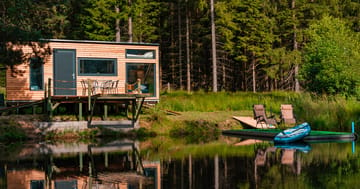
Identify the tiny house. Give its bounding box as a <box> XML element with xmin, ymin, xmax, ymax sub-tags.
<box><xmin>6</xmin><ymin>39</ymin><xmax>160</xmax><ymax>104</ymax></box>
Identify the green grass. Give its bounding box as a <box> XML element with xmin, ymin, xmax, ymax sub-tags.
<box><xmin>0</xmin><ymin>87</ymin><xmax>5</xmax><ymax>95</ymax></box>
<box><xmin>156</xmin><ymin>90</ymin><xmax>360</xmax><ymax>132</ymax></box>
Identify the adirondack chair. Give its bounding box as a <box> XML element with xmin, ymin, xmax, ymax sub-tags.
<box><xmin>253</xmin><ymin>104</ymin><xmax>278</xmax><ymax>128</ymax></box>
<box><xmin>280</xmin><ymin>104</ymin><xmax>296</xmax><ymax>125</ymax></box>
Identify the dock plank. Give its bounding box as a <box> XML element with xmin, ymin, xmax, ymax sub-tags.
<box><xmin>233</xmin><ymin>116</ymin><xmax>276</xmax><ymax>129</ymax></box>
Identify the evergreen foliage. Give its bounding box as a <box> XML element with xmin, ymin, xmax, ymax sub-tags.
<box><xmin>1</xmin><ymin>0</ymin><xmax>360</xmax><ymax>96</ymax></box>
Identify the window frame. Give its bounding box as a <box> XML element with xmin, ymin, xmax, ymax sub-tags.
<box><xmin>29</xmin><ymin>57</ymin><xmax>44</xmax><ymax>91</ymax></box>
<box><xmin>78</xmin><ymin>57</ymin><xmax>117</xmax><ymax>76</ymax></box>
<box><xmin>125</xmin><ymin>49</ymin><xmax>156</xmax><ymax>59</ymax></box>
<box><xmin>126</xmin><ymin>63</ymin><xmax>156</xmax><ymax>96</ymax></box>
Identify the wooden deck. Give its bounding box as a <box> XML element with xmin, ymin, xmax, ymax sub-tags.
<box><xmin>0</xmin><ymin>93</ymin><xmax>149</xmax><ymax>130</ymax></box>
<box><xmin>232</xmin><ymin>116</ymin><xmax>276</xmax><ymax>129</ymax></box>
<box><xmin>47</xmin><ymin>93</ymin><xmax>149</xmax><ymax>128</ymax></box>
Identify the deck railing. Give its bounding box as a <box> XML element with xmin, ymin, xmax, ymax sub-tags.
<box><xmin>46</xmin><ymin>78</ymin><xmax>126</xmax><ymax>96</ymax></box>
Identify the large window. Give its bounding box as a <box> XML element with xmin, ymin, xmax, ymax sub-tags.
<box><xmin>126</xmin><ymin>63</ymin><xmax>156</xmax><ymax>95</ymax></box>
<box><xmin>126</xmin><ymin>49</ymin><xmax>155</xmax><ymax>59</ymax></box>
<box><xmin>30</xmin><ymin>57</ymin><xmax>43</xmax><ymax>91</ymax></box>
<box><xmin>78</xmin><ymin>58</ymin><xmax>117</xmax><ymax>76</ymax></box>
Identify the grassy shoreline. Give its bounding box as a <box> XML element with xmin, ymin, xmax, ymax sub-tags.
<box><xmin>1</xmin><ymin>91</ymin><xmax>359</xmax><ymax>141</ymax></box>
<box><xmin>156</xmin><ymin>91</ymin><xmax>360</xmax><ymax>131</ymax></box>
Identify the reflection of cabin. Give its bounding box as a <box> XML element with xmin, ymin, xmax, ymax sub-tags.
<box><xmin>4</xmin><ymin>140</ymin><xmax>160</xmax><ymax>189</ymax></box>
<box><xmin>6</xmin><ymin>39</ymin><xmax>160</xmax><ymax>104</ymax></box>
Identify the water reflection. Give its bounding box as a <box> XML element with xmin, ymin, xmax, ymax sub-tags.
<box><xmin>0</xmin><ymin>139</ymin><xmax>158</xmax><ymax>189</ymax></box>
<box><xmin>0</xmin><ymin>136</ymin><xmax>359</xmax><ymax>189</ymax></box>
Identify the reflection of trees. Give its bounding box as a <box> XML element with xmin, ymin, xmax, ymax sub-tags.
<box><xmin>302</xmin><ymin>155</ymin><xmax>360</xmax><ymax>188</ymax></box>
<box><xmin>162</xmin><ymin>154</ymin><xmax>255</xmax><ymax>188</ymax></box>
<box><xmin>160</xmin><ymin>142</ymin><xmax>358</xmax><ymax>188</ymax></box>
<box><xmin>254</xmin><ymin>146</ymin><xmax>304</xmax><ymax>189</ymax></box>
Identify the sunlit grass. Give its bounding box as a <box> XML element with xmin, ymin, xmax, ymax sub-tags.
<box><xmin>0</xmin><ymin>87</ymin><xmax>5</xmax><ymax>95</ymax></box>
<box><xmin>157</xmin><ymin>90</ymin><xmax>360</xmax><ymax>131</ymax></box>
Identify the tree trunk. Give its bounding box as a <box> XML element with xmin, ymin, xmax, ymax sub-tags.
<box><xmin>178</xmin><ymin>0</ymin><xmax>183</xmax><ymax>90</ymax></box>
<box><xmin>292</xmin><ymin>0</ymin><xmax>300</xmax><ymax>92</ymax></box>
<box><xmin>115</xmin><ymin>6</ymin><xmax>120</xmax><ymax>42</ymax></box>
<box><xmin>252</xmin><ymin>58</ymin><xmax>256</xmax><ymax>93</ymax></box>
<box><xmin>186</xmin><ymin>0</ymin><xmax>191</xmax><ymax>92</ymax></box>
<box><xmin>171</xmin><ymin>3</ymin><xmax>175</xmax><ymax>84</ymax></box>
<box><xmin>222</xmin><ymin>62</ymin><xmax>225</xmax><ymax>91</ymax></box>
<box><xmin>128</xmin><ymin>0</ymin><xmax>133</xmax><ymax>42</ymax></box>
<box><xmin>211</xmin><ymin>0</ymin><xmax>217</xmax><ymax>92</ymax></box>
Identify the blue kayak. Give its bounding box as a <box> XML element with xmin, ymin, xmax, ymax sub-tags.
<box><xmin>274</xmin><ymin>122</ymin><xmax>311</xmax><ymax>143</ymax></box>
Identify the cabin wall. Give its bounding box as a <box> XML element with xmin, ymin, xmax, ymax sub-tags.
<box><xmin>6</xmin><ymin>41</ymin><xmax>159</xmax><ymax>102</ymax></box>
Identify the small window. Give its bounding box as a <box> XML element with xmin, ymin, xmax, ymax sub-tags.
<box><xmin>126</xmin><ymin>49</ymin><xmax>155</xmax><ymax>59</ymax></box>
<box><xmin>78</xmin><ymin>58</ymin><xmax>117</xmax><ymax>76</ymax></box>
<box><xmin>30</xmin><ymin>57</ymin><xmax>43</xmax><ymax>91</ymax></box>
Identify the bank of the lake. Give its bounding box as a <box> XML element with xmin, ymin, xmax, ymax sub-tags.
<box><xmin>1</xmin><ymin>91</ymin><xmax>359</xmax><ymax>142</ymax></box>
<box><xmin>0</xmin><ymin>110</ymin><xmax>242</xmax><ymax>142</ymax></box>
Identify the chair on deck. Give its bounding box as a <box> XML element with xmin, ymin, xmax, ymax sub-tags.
<box><xmin>280</xmin><ymin>104</ymin><xmax>296</xmax><ymax>125</ymax></box>
<box><xmin>81</xmin><ymin>80</ymin><xmax>98</xmax><ymax>95</ymax></box>
<box><xmin>101</xmin><ymin>80</ymin><xmax>113</xmax><ymax>94</ymax></box>
<box><xmin>111</xmin><ymin>80</ymin><xmax>119</xmax><ymax>94</ymax></box>
<box><xmin>253</xmin><ymin>104</ymin><xmax>277</xmax><ymax>127</ymax></box>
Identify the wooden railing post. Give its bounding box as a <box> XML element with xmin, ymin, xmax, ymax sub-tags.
<box><xmin>44</xmin><ymin>81</ymin><xmax>47</xmax><ymax>114</ymax></box>
<box><xmin>137</xmin><ymin>79</ymin><xmax>142</xmax><ymax>94</ymax></box>
<box><xmin>47</xmin><ymin>78</ymin><xmax>52</xmax><ymax>120</ymax></box>
<box><xmin>87</xmin><ymin>79</ymin><xmax>91</xmax><ymax>112</ymax></box>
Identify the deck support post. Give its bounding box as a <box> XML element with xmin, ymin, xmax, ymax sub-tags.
<box><xmin>47</xmin><ymin>78</ymin><xmax>53</xmax><ymax>120</ymax></box>
<box><xmin>104</xmin><ymin>104</ymin><xmax>108</xmax><ymax>120</ymax></box>
<box><xmin>87</xmin><ymin>79</ymin><xmax>92</xmax><ymax>112</ymax></box>
<box><xmin>88</xmin><ymin>96</ymin><xmax>97</xmax><ymax>127</ymax></box>
<box><xmin>134</xmin><ymin>97</ymin><xmax>145</xmax><ymax>121</ymax></box>
<box><xmin>132</xmin><ymin>99</ymin><xmax>136</xmax><ymax>126</ymax></box>
<box><xmin>79</xmin><ymin>103</ymin><xmax>83</xmax><ymax>121</ymax></box>
<box><xmin>32</xmin><ymin>105</ymin><xmax>36</xmax><ymax>115</ymax></box>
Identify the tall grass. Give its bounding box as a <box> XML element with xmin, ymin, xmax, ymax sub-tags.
<box><xmin>158</xmin><ymin>90</ymin><xmax>360</xmax><ymax>131</ymax></box>
<box><xmin>0</xmin><ymin>87</ymin><xmax>5</xmax><ymax>95</ymax></box>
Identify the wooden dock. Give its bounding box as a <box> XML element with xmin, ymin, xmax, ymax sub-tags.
<box><xmin>222</xmin><ymin>129</ymin><xmax>357</xmax><ymax>142</ymax></box>
<box><xmin>233</xmin><ymin>116</ymin><xmax>276</xmax><ymax>129</ymax></box>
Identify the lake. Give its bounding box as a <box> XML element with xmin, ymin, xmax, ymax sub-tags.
<box><xmin>0</xmin><ymin>134</ymin><xmax>358</xmax><ymax>189</ymax></box>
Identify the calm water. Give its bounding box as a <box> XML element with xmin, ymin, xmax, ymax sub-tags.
<box><xmin>0</xmin><ymin>135</ymin><xmax>359</xmax><ymax>189</ymax></box>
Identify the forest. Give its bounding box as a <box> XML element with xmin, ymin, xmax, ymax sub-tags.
<box><xmin>1</xmin><ymin>0</ymin><xmax>360</xmax><ymax>97</ymax></box>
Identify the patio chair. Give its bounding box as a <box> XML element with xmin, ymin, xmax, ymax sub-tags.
<box><xmin>111</xmin><ymin>80</ymin><xmax>119</xmax><ymax>94</ymax></box>
<box><xmin>81</xmin><ymin>79</ymin><xmax>98</xmax><ymax>95</ymax></box>
<box><xmin>253</xmin><ymin>104</ymin><xmax>277</xmax><ymax>127</ymax></box>
<box><xmin>101</xmin><ymin>80</ymin><xmax>113</xmax><ymax>94</ymax></box>
<box><xmin>280</xmin><ymin>104</ymin><xmax>296</xmax><ymax>125</ymax></box>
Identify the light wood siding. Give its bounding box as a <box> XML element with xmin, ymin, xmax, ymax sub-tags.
<box><xmin>6</xmin><ymin>41</ymin><xmax>159</xmax><ymax>102</ymax></box>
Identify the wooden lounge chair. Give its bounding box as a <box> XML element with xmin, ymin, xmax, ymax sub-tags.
<box><xmin>280</xmin><ymin>104</ymin><xmax>296</xmax><ymax>125</ymax></box>
<box><xmin>253</xmin><ymin>104</ymin><xmax>277</xmax><ymax>128</ymax></box>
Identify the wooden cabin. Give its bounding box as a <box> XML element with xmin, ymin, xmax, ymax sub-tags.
<box><xmin>6</xmin><ymin>39</ymin><xmax>160</xmax><ymax>104</ymax></box>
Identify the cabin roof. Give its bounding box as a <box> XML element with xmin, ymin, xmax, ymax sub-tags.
<box><xmin>41</xmin><ymin>39</ymin><xmax>159</xmax><ymax>46</ymax></box>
